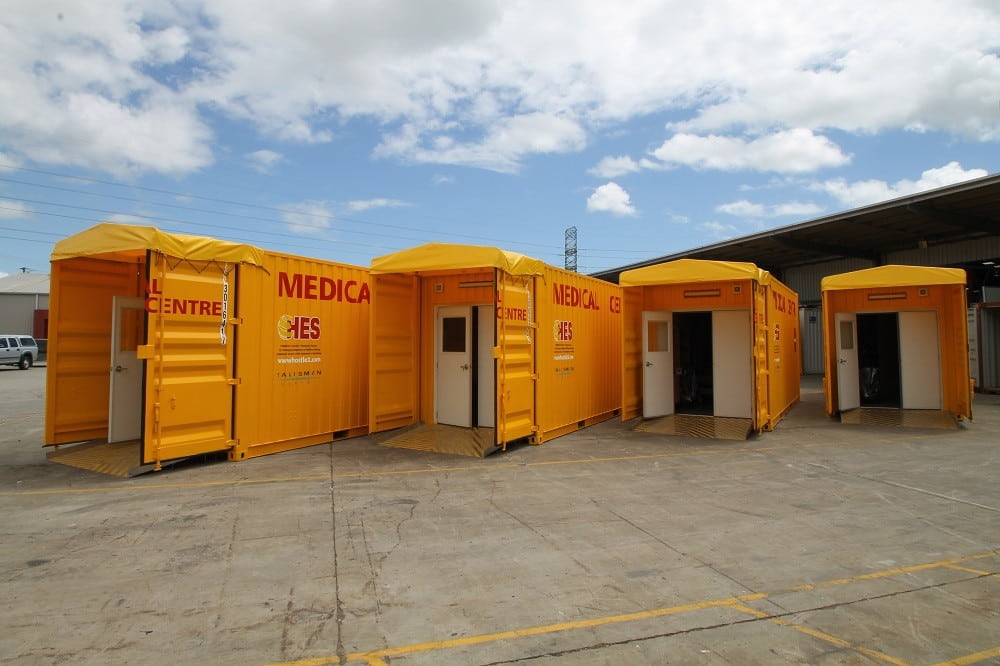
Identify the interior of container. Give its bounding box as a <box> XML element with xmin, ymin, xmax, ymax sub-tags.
<box><xmin>46</xmin><ymin>253</ymin><xmax>148</xmax><ymax>447</ymax></box>
<box><xmin>856</xmin><ymin>312</ymin><xmax>902</xmax><ymax>408</ymax></box>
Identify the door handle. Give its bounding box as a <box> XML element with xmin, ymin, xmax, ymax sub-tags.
<box><xmin>115</xmin><ymin>365</ymin><xmax>127</xmax><ymax>373</ymax></box>
<box><xmin>838</xmin><ymin>359</ymin><xmax>846</xmax><ymax>365</ymax></box>
<box><xmin>645</xmin><ymin>361</ymin><xmax>653</xmax><ymax>367</ymax></box>
<box><xmin>460</xmin><ymin>364</ymin><xmax>470</xmax><ymax>370</ymax></box>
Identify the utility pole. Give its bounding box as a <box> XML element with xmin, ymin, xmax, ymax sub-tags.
<box><xmin>564</xmin><ymin>226</ymin><xmax>578</xmax><ymax>272</ymax></box>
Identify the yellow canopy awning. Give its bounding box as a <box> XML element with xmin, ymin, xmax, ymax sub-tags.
<box><xmin>371</xmin><ymin>242</ymin><xmax>547</xmax><ymax>276</ymax></box>
<box><xmin>821</xmin><ymin>265</ymin><xmax>966</xmax><ymax>291</ymax></box>
<box><xmin>619</xmin><ymin>259</ymin><xmax>772</xmax><ymax>286</ymax></box>
<box><xmin>51</xmin><ymin>223</ymin><xmax>265</xmax><ymax>266</ymax></box>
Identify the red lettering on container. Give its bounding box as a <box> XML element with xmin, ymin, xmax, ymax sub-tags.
<box><xmin>278</xmin><ymin>271</ymin><xmax>370</xmax><ymax>304</ymax></box>
<box><xmin>553</xmin><ymin>283</ymin><xmax>600</xmax><ymax>310</ymax></box>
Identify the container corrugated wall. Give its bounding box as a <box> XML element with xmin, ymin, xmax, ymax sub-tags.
<box><xmin>764</xmin><ymin>277</ymin><xmax>801</xmax><ymax>428</ymax></box>
<box><xmin>534</xmin><ymin>267</ymin><xmax>622</xmax><ymax>441</ymax></box>
<box><xmin>233</xmin><ymin>252</ymin><xmax>370</xmax><ymax>460</ymax></box>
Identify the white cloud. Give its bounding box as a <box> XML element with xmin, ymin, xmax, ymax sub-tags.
<box><xmin>0</xmin><ymin>272</ymin><xmax>8</xmax><ymax>279</ymax></box>
<box><xmin>0</xmin><ymin>153</ymin><xmax>24</xmax><ymax>171</ymax></box>
<box><xmin>716</xmin><ymin>200</ymin><xmax>766</xmax><ymax>217</ymax></box>
<box><xmin>587</xmin><ymin>182</ymin><xmax>636</xmax><ymax>217</ymax></box>
<box><xmin>813</xmin><ymin>161</ymin><xmax>989</xmax><ymax>208</ymax></box>
<box><xmin>0</xmin><ymin>200</ymin><xmax>33</xmax><ymax>219</ymax></box>
<box><xmin>1</xmin><ymin>1</ymin><xmax>998</xmax><ymax>177</ymax></box>
<box><xmin>717</xmin><ymin>199</ymin><xmax>823</xmax><ymax>218</ymax></box>
<box><xmin>772</xmin><ymin>201</ymin><xmax>823</xmax><ymax>217</ymax></box>
<box><xmin>432</xmin><ymin>174</ymin><xmax>455</xmax><ymax>185</ymax></box>
<box><xmin>588</xmin><ymin>155</ymin><xmax>641</xmax><ymax>178</ymax></box>
<box><xmin>700</xmin><ymin>221</ymin><xmax>740</xmax><ymax>240</ymax></box>
<box><xmin>376</xmin><ymin>112</ymin><xmax>586</xmax><ymax>172</ymax></box>
<box><xmin>105</xmin><ymin>213</ymin><xmax>153</xmax><ymax>224</ymax></box>
<box><xmin>246</xmin><ymin>149</ymin><xmax>283</xmax><ymax>173</ymax></box>
<box><xmin>347</xmin><ymin>198</ymin><xmax>409</xmax><ymax>212</ymax></box>
<box><xmin>652</xmin><ymin>129</ymin><xmax>850</xmax><ymax>173</ymax></box>
<box><xmin>281</xmin><ymin>200</ymin><xmax>333</xmax><ymax>235</ymax></box>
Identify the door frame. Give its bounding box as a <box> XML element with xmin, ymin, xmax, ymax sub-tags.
<box><xmin>712</xmin><ymin>309</ymin><xmax>753</xmax><ymax>418</ymax></box>
<box><xmin>899</xmin><ymin>310</ymin><xmax>942</xmax><ymax>409</ymax></box>
<box><xmin>835</xmin><ymin>311</ymin><xmax>860</xmax><ymax>412</ymax></box>
<box><xmin>641</xmin><ymin>310</ymin><xmax>674</xmax><ymax>418</ymax></box>
<box><xmin>435</xmin><ymin>305</ymin><xmax>473</xmax><ymax>426</ymax></box>
<box><xmin>108</xmin><ymin>296</ymin><xmax>145</xmax><ymax>443</ymax></box>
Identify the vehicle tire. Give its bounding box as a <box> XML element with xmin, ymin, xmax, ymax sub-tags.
<box><xmin>18</xmin><ymin>354</ymin><xmax>32</xmax><ymax>370</ymax></box>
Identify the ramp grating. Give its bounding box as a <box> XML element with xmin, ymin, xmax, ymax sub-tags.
<box><xmin>634</xmin><ymin>415</ymin><xmax>753</xmax><ymax>441</ymax></box>
<box><xmin>380</xmin><ymin>424</ymin><xmax>497</xmax><ymax>458</ymax></box>
<box><xmin>840</xmin><ymin>408</ymin><xmax>959</xmax><ymax>429</ymax></box>
<box><xmin>46</xmin><ymin>440</ymin><xmax>156</xmax><ymax>478</ymax></box>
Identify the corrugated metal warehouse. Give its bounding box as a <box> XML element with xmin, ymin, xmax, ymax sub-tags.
<box><xmin>594</xmin><ymin>173</ymin><xmax>1000</xmax><ymax>395</ymax></box>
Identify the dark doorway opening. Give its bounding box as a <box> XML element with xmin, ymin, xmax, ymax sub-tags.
<box><xmin>674</xmin><ymin>311</ymin><xmax>713</xmax><ymax>415</ymax></box>
<box><xmin>857</xmin><ymin>312</ymin><xmax>901</xmax><ymax>408</ymax></box>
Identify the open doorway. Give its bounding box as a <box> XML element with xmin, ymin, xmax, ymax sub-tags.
<box><xmin>673</xmin><ymin>311</ymin><xmax>713</xmax><ymax>415</ymax></box>
<box><xmin>857</xmin><ymin>313</ymin><xmax>901</xmax><ymax>408</ymax></box>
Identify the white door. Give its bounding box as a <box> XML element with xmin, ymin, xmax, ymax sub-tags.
<box><xmin>899</xmin><ymin>310</ymin><xmax>942</xmax><ymax>409</ymax></box>
<box><xmin>436</xmin><ymin>306</ymin><xmax>472</xmax><ymax>427</ymax></box>
<box><xmin>109</xmin><ymin>297</ymin><xmax>145</xmax><ymax>442</ymax></box>
<box><xmin>835</xmin><ymin>312</ymin><xmax>860</xmax><ymax>412</ymax></box>
<box><xmin>642</xmin><ymin>311</ymin><xmax>674</xmax><ymax>418</ymax></box>
<box><xmin>713</xmin><ymin>310</ymin><xmax>752</xmax><ymax>418</ymax></box>
<box><xmin>476</xmin><ymin>305</ymin><xmax>495</xmax><ymax>428</ymax></box>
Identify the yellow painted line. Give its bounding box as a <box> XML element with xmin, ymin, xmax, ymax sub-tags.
<box><xmin>772</xmin><ymin>618</ymin><xmax>912</xmax><ymax>666</ymax></box>
<box><xmin>270</xmin><ymin>551</ymin><xmax>998</xmax><ymax>666</ymax></box>
<box><xmin>730</xmin><ymin>603</ymin><xmax>911</xmax><ymax>665</ymax></box>
<box><xmin>935</xmin><ymin>645</ymin><xmax>1000</xmax><ymax>665</ymax></box>
<box><xmin>727</xmin><ymin>602</ymin><xmax>770</xmax><ymax>618</ymax></box>
<box><xmin>783</xmin><ymin>552</ymin><xmax>998</xmax><ymax>593</ymax></box>
<box><xmin>269</xmin><ymin>594</ymin><xmax>766</xmax><ymax>666</ymax></box>
<box><xmin>941</xmin><ymin>563</ymin><xmax>992</xmax><ymax>576</ymax></box>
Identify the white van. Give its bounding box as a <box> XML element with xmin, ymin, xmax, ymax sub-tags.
<box><xmin>0</xmin><ymin>335</ymin><xmax>39</xmax><ymax>369</ymax></box>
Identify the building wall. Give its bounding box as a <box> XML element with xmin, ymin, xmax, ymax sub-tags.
<box><xmin>784</xmin><ymin>259</ymin><xmax>875</xmax><ymax>304</ymax></box>
<box><xmin>887</xmin><ymin>236</ymin><xmax>1000</xmax><ymax>267</ymax></box>
<box><xmin>0</xmin><ymin>293</ymin><xmax>46</xmax><ymax>333</ymax></box>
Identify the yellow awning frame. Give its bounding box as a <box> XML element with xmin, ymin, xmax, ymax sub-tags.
<box><xmin>51</xmin><ymin>223</ymin><xmax>266</xmax><ymax>267</ymax></box>
<box><xmin>371</xmin><ymin>242</ymin><xmax>547</xmax><ymax>276</ymax></box>
<box><xmin>619</xmin><ymin>259</ymin><xmax>773</xmax><ymax>287</ymax></box>
<box><xmin>821</xmin><ymin>265</ymin><xmax>966</xmax><ymax>291</ymax></box>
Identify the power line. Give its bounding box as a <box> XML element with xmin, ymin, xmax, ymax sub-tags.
<box><xmin>0</xmin><ymin>194</ymin><xmax>652</xmax><ymax>263</ymax></box>
<box><xmin>0</xmin><ymin>162</ymin><xmax>656</xmax><ymax>255</ymax></box>
<box><xmin>0</xmin><ymin>212</ymin><xmax>402</xmax><ymax>259</ymax></box>
<box><xmin>0</xmin><ymin>167</ymin><xmax>566</xmax><ymax>252</ymax></box>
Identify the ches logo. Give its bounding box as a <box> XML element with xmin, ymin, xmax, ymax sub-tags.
<box><xmin>553</xmin><ymin>320</ymin><xmax>573</xmax><ymax>342</ymax></box>
<box><xmin>278</xmin><ymin>314</ymin><xmax>321</xmax><ymax>341</ymax></box>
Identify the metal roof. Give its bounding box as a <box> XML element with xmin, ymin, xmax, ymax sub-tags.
<box><xmin>593</xmin><ymin>172</ymin><xmax>1000</xmax><ymax>283</ymax></box>
<box><xmin>0</xmin><ymin>272</ymin><xmax>49</xmax><ymax>294</ymax></box>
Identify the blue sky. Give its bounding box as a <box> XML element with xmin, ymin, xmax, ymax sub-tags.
<box><xmin>1</xmin><ymin>1</ymin><xmax>998</xmax><ymax>277</ymax></box>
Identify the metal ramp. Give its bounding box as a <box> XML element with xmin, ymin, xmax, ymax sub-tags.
<box><xmin>840</xmin><ymin>408</ymin><xmax>959</xmax><ymax>429</ymax></box>
<box><xmin>46</xmin><ymin>441</ymin><xmax>158</xmax><ymax>478</ymax></box>
<box><xmin>379</xmin><ymin>424</ymin><xmax>498</xmax><ymax>458</ymax></box>
<box><xmin>634</xmin><ymin>414</ymin><xmax>753</xmax><ymax>441</ymax></box>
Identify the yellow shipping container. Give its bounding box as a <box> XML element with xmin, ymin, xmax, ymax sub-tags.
<box><xmin>369</xmin><ymin>243</ymin><xmax>622</xmax><ymax>456</ymax></box>
<box><xmin>620</xmin><ymin>259</ymin><xmax>800</xmax><ymax>437</ymax></box>
<box><xmin>821</xmin><ymin>265</ymin><xmax>972</xmax><ymax>421</ymax></box>
<box><xmin>44</xmin><ymin>223</ymin><xmax>370</xmax><ymax>475</ymax></box>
